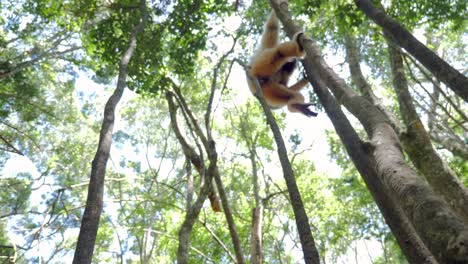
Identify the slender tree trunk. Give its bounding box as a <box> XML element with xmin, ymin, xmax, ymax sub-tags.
<box><xmin>73</xmin><ymin>1</ymin><xmax>147</xmax><ymax>263</ymax></box>
<box><xmin>250</xmin><ymin>207</ymin><xmax>263</xmax><ymax>264</ymax></box>
<box><xmin>354</xmin><ymin>0</ymin><xmax>468</xmax><ymax>102</ymax></box>
<box><xmin>245</xmin><ymin>62</ymin><xmax>321</xmax><ymax>263</ymax></box>
<box><xmin>269</xmin><ymin>1</ymin><xmax>468</xmax><ymax>263</ymax></box>
<box><xmin>249</xmin><ymin>146</ymin><xmax>263</xmax><ymax>264</ymax></box>
<box><xmin>387</xmin><ymin>42</ymin><xmax>468</xmax><ymax>223</ymax></box>
<box><xmin>344</xmin><ymin>32</ymin><xmax>403</xmax><ymax>131</ymax></box>
<box><xmin>177</xmin><ymin>174</ymin><xmax>214</xmax><ymax>264</ymax></box>
<box><xmin>255</xmin><ymin>88</ymin><xmax>320</xmax><ymax>264</ymax></box>
<box><xmin>213</xmin><ymin>165</ymin><xmax>246</xmax><ymax>264</ymax></box>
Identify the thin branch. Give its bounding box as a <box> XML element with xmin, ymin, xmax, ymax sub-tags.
<box><xmin>200</xmin><ymin>220</ymin><xmax>237</xmax><ymax>263</ymax></box>
<box><xmin>402</xmin><ymin>53</ymin><xmax>468</xmax><ymax>125</ymax></box>
<box><xmin>0</xmin><ymin>134</ymin><xmax>23</xmax><ymax>155</ymax></box>
<box><xmin>235</xmin><ymin>56</ymin><xmax>320</xmax><ymax>264</ymax></box>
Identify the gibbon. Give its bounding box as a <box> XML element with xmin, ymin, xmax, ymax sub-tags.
<box><xmin>248</xmin><ymin>12</ymin><xmax>317</xmax><ymax>117</ymax></box>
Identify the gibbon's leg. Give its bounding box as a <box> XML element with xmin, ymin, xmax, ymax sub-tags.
<box><xmin>261</xmin><ymin>12</ymin><xmax>279</xmax><ymax>49</ymax></box>
<box><xmin>262</xmin><ymin>82</ymin><xmax>295</xmax><ymax>107</ymax></box>
<box><xmin>288</xmin><ymin>78</ymin><xmax>309</xmax><ymax>91</ymax></box>
<box><xmin>263</xmin><ymin>82</ymin><xmax>317</xmax><ymax>117</ymax></box>
<box><xmin>250</xmin><ymin>32</ymin><xmax>306</xmax><ymax>78</ymax></box>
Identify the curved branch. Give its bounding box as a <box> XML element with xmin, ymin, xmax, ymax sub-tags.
<box><xmin>354</xmin><ymin>0</ymin><xmax>468</xmax><ymax>102</ymax></box>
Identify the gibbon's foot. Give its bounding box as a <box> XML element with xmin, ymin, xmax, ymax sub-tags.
<box><xmin>292</xmin><ymin>103</ymin><xmax>318</xmax><ymax>117</ymax></box>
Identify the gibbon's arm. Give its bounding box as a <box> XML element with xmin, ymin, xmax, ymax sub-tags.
<box><xmin>260</xmin><ymin>12</ymin><xmax>279</xmax><ymax>49</ymax></box>
<box><xmin>288</xmin><ymin>78</ymin><xmax>309</xmax><ymax>91</ymax></box>
<box><xmin>249</xmin><ymin>32</ymin><xmax>305</xmax><ymax>78</ymax></box>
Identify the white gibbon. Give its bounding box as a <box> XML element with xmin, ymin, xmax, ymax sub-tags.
<box><xmin>248</xmin><ymin>12</ymin><xmax>317</xmax><ymax>117</ymax></box>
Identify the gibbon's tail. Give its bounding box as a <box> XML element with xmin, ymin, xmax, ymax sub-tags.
<box><xmin>260</xmin><ymin>12</ymin><xmax>279</xmax><ymax>49</ymax></box>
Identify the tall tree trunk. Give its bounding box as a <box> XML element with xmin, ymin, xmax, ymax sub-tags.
<box><xmin>269</xmin><ymin>1</ymin><xmax>468</xmax><ymax>263</ymax></box>
<box><xmin>354</xmin><ymin>0</ymin><xmax>468</xmax><ymax>103</ymax></box>
<box><xmin>176</xmin><ymin>171</ymin><xmax>215</xmax><ymax>264</ymax></box>
<box><xmin>344</xmin><ymin>32</ymin><xmax>402</xmax><ymax>131</ymax></box>
<box><xmin>343</xmin><ymin>32</ymin><xmax>437</xmax><ymax>263</ymax></box>
<box><xmin>238</xmin><ymin>111</ymin><xmax>264</xmax><ymax>264</ymax></box>
<box><xmin>73</xmin><ymin>1</ymin><xmax>147</xmax><ymax>263</ymax></box>
<box><xmin>304</xmin><ymin>60</ymin><xmax>437</xmax><ymax>264</ymax></box>
<box><xmin>249</xmin><ymin>146</ymin><xmax>263</xmax><ymax>264</ymax></box>
<box><xmin>213</xmin><ymin>165</ymin><xmax>246</xmax><ymax>264</ymax></box>
<box><xmin>250</xmin><ymin>207</ymin><xmax>263</xmax><ymax>264</ymax></box>
<box><xmin>387</xmin><ymin>42</ymin><xmax>468</xmax><ymax>223</ymax></box>
<box><xmin>245</xmin><ymin>64</ymin><xmax>321</xmax><ymax>263</ymax></box>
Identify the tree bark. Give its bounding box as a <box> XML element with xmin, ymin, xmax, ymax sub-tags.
<box><xmin>176</xmin><ymin>169</ymin><xmax>215</xmax><ymax>264</ymax></box>
<box><xmin>387</xmin><ymin>42</ymin><xmax>468</xmax><ymax>223</ymax></box>
<box><xmin>213</xmin><ymin>164</ymin><xmax>246</xmax><ymax>264</ymax></box>
<box><xmin>269</xmin><ymin>1</ymin><xmax>468</xmax><ymax>262</ymax></box>
<box><xmin>244</xmin><ymin>62</ymin><xmax>321</xmax><ymax>263</ymax></box>
<box><xmin>250</xmin><ymin>207</ymin><xmax>263</xmax><ymax>264</ymax></box>
<box><xmin>73</xmin><ymin>1</ymin><xmax>147</xmax><ymax>263</ymax></box>
<box><xmin>249</xmin><ymin>144</ymin><xmax>263</xmax><ymax>264</ymax></box>
<box><xmin>304</xmin><ymin>62</ymin><xmax>438</xmax><ymax>264</ymax></box>
<box><xmin>344</xmin><ymin>32</ymin><xmax>402</xmax><ymax>132</ymax></box>
<box><xmin>342</xmin><ymin>32</ymin><xmax>438</xmax><ymax>263</ymax></box>
<box><xmin>354</xmin><ymin>0</ymin><xmax>468</xmax><ymax>103</ymax></box>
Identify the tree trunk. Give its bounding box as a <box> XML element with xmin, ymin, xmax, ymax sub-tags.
<box><xmin>343</xmin><ymin>32</ymin><xmax>437</xmax><ymax>263</ymax></box>
<box><xmin>354</xmin><ymin>0</ymin><xmax>468</xmax><ymax>103</ymax></box>
<box><xmin>387</xmin><ymin>42</ymin><xmax>468</xmax><ymax>223</ymax></box>
<box><xmin>250</xmin><ymin>207</ymin><xmax>263</xmax><ymax>264</ymax></box>
<box><xmin>213</xmin><ymin>165</ymin><xmax>246</xmax><ymax>264</ymax></box>
<box><xmin>269</xmin><ymin>1</ymin><xmax>468</xmax><ymax>263</ymax></box>
<box><xmin>73</xmin><ymin>1</ymin><xmax>147</xmax><ymax>263</ymax></box>
<box><xmin>206</xmin><ymin>47</ymin><xmax>246</xmax><ymax>263</ymax></box>
<box><xmin>247</xmin><ymin>59</ymin><xmax>321</xmax><ymax>263</ymax></box>
<box><xmin>305</xmin><ymin>41</ymin><xmax>437</xmax><ymax>264</ymax></box>
<box><xmin>344</xmin><ymin>32</ymin><xmax>402</xmax><ymax>131</ymax></box>
<box><xmin>249</xmin><ymin>145</ymin><xmax>263</xmax><ymax>264</ymax></box>
<box><xmin>177</xmin><ymin>175</ymin><xmax>213</xmax><ymax>264</ymax></box>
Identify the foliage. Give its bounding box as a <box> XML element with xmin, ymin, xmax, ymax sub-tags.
<box><xmin>0</xmin><ymin>0</ymin><xmax>466</xmax><ymax>262</ymax></box>
<box><xmin>83</xmin><ymin>0</ymin><xmax>233</xmax><ymax>94</ymax></box>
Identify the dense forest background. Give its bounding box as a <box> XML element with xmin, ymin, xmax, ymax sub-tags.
<box><xmin>0</xmin><ymin>0</ymin><xmax>467</xmax><ymax>263</ymax></box>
